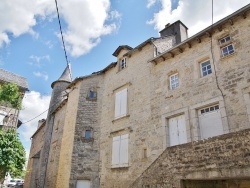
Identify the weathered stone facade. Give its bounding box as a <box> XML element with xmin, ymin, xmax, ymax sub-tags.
<box><xmin>25</xmin><ymin>4</ymin><xmax>250</xmax><ymax>188</ymax></box>
<box><xmin>131</xmin><ymin>129</ymin><xmax>250</xmax><ymax>188</ymax></box>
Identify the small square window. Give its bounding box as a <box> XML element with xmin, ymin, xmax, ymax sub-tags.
<box><xmin>200</xmin><ymin>60</ymin><xmax>212</xmax><ymax>77</ymax></box>
<box><xmin>221</xmin><ymin>44</ymin><xmax>234</xmax><ymax>57</ymax></box>
<box><xmin>219</xmin><ymin>36</ymin><xmax>231</xmax><ymax>45</ymax></box>
<box><xmin>87</xmin><ymin>89</ymin><xmax>97</xmax><ymax>100</ymax></box>
<box><xmin>169</xmin><ymin>73</ymin><xmax>179</xmax><ymax>90</ymax></box>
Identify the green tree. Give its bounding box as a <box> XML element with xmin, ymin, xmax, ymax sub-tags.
<box><xmin>0</xmin><ymin>82</ymin><xmax>22</xmax><ymax>109</ymax></box>
<box><xmin>0</xmin><ymin>83</ymin><xmax>26</xmax><ymax>184</ymax></box>
<box><xmin>0</xmin><ymin>129</ymin><xmax>26</xmax><ymax>183</ymax></box>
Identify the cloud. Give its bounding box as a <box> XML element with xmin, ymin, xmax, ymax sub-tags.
<box><xmin>33</xmin><ymin>71</ymin><xmax>49</xmax><ymax>81</ymax></box>
<box><xmin>147</xmin><ymin>0</ymin><xmax>250</xmax><ymax>37</ymax></box>
<box><xmin>57</xmin><ymin>0</ymin><xmax>120</xmax><ymax>57</ymax></box>
<box><xmin>147</xmin><ymin>0</ymin><xmax>157</xmax><ymax>8</ymax></box>
<box><xmin>0</xmin><ymin>0</ymin><xmax>55</xmax><ymax>47</ymax></box>
<box><xmin>29</xmin><ymin>55</ymin><xmax>50</xmax><ymax>67</ymax></box>
<box><xmin>19</xmin><ymin>91</ymin><xmax>51</xmax><ymax>142</ymax></box>
<box><xmin>0</xmin><ymin>0</ymin><xmax>120</xmax><ymax>57</ymax></box>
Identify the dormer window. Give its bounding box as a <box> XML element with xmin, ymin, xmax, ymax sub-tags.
<box><xmin>119</xmin><ymin>58</ymin><xmax>127</xmax><ymax>70</ymax></box>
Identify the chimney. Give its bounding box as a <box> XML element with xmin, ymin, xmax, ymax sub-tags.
<box><xmin>38</xmin><ymin>119</ymin><xmax>46</xmax><ymax>129</ymax></box>
<box><xmin>159</xmin><ymin>20</ymin><xmax>188</xmax><ymax>45</ymax></box>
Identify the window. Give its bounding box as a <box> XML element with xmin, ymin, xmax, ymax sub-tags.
<box><xmin>221</xmin><ymin>44</ymin><xmax>234</xmax><ymax>57</ymax></box>
<box><xmin>119</xmin><ymin>58</ymin><xmax>127</xmax><ymax>70</ymax></box>
<box><xmin>199</xmin><ymin>104</ymin><xmax>223</xmax><ymax>139</ymax></box>
<box><xmin>115</xmin><ymin>88</ymin><xmax>127</xmax><ymax>119</ymax></box>
<box><xmin>76</xmin><ymin>180</ymin><xmax>90</xmax><ymax>188</ymax></box>
<box><xmin>169</xmin><ymin>73</ymin><xmax>179</xmax><ymax>90</ymax></box>
<box><xmin>86</xmin><ymin>89</ymin><xmax>97</xmax><ymax>101</ymax></box>
<box><xmin>168</xmin><ymin>114</ymin><xmax>187</xmax><ymax>146</ymax></box>
<box><xmin>112</xmin><ymin>134</ymin><xmax>129</xmax><ymax>168</ymax></box>
<box><xmin>219</xmin><ymin>36</ymin><xmax>235</xmax><ymax>57</ymax></box>
<box><xmin>219</xmin><ymin>35</ymin><xmax>231</xmax><ymax>45</ymax></box>
<box><xmin>85</xmin><ymin>130</ymin><xmax>91</xmax><ymax>139</ymax></box>
<box><xmin>200</xmin><ymin>60</ymin><xmax>212</xmax><ymax>77</ymax></box>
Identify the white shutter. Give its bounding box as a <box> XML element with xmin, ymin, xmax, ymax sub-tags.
<box><xmin>169</xmin><ymin>117</ymin><xmax>179</xmax><ymax>146</ymax></box>
<box><xmin>177</xmin><ymin>115</ymin><xmax>187</xmax><ymax>144</ymax></box>
<box><xmin>120</xmin><ymin>88</ymin><xmax>127</xmax><ymax>117</ymax></box>
<box><xmin>119</xmin><ymin>134</ymin><xmax>129</xmax><ymax>167</ymax></box>
<box><xmin>112</xmin><ymin>136</ymin><xmax>120</xmax><ymax>167</ymax></box>
<box><xmin>76</xmin><ymin>180</ymin><xmax>90</xmax><ymax>188</ymax></box>
<box><xmin>115</xmin><ymin>88</ymin><xmax>127</xmax><ymax>119</ymax></box>
<box><xmin>199</xmin><ymin>110</ymin><xmax>223</xmax><ymax>139</ymax></box>
<box><xmin>115</xmin><ymin>91</ymin><xmax>121</xmax><ymax>118</ymax></box>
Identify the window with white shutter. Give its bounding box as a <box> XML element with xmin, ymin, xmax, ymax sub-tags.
<box><xmin>199</xmin><ymin>104</ymin><xmax>223</xmax><ymax>139</ymax></box>
<box><xmin>76</xmin><ymin>180</ymin><xmax>90</xmax><ymax>188</ymax></box>
<box><xmin>112</xmin><ymin>134</ymin><xmax>129</xmax><ymax>168</ymax></box>
<box><xmin>168</xmin><ymin>115</ymin><xmax>187</xmax><ymax>146</ymax></box>
<box><xmin>115</xmin><ymin>88</ymin><xmax>127</xmax><ymax>119</ymax></box>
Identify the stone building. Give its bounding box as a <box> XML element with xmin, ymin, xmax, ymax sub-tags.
<box><xmin>0</xmin><ymin>69</ymin><xmax>28</xmax><ymax>129</ymax></box>
<box><xmin>25</xmin><ymin>4</ymin><xmax>250</xmax><ymax>188</ymax></box>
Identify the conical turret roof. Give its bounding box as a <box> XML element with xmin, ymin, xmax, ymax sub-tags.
<box><xmin>51</xmin><ymin>64</ymin><xmax>72</xmax><ymax>88</ymax></box>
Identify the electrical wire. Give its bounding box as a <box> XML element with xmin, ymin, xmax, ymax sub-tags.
<box><xmin>55</xmin><ymin>0</ymin><xmax>69</xmax><ymax>65</ymax></box>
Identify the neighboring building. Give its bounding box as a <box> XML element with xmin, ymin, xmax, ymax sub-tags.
<box><xmin>25</xmin><ymin>4</ymin><xmax>250</xmax><ymax>188</ymax></box>
<box><xmin>0</xmin><ymin>69</ymin><xmax>28</xmax><ymax>129</ymax></box>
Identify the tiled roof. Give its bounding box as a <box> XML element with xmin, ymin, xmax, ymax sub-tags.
<box><xmin>0</xmin><ymin>69</ymin><xmax>28</xmax><ymax>90</ymax></box>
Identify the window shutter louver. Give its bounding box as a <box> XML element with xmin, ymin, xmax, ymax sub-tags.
<box><xmin>112</xmin><ymin>136</ymin><xmax>120</xmax><ymax>167</ymax></box>
<box><xmin>120</xmin><ymin>88</ymin><xmax>127</xmax><ymax>117</ymax></box>
<box><xmin>119</xmin><ymin>134</ymin><xmax>129</xmax><ymax>167</ymax></box>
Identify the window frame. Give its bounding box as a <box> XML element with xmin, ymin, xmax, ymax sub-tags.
<box><xmin>200</xmin><ymin>60</ymin><xmax>212</xmax><ymax>77</ymax></box>
<box><xmin>219</xmin><ymin>35</ymin><xmax>235</xmax><ymax>57</ymax></box>
<box><xmin>119</xmin><ymin>57</ymin><xmax>127</xmax><ymax>70</ymax></box>
<box><xmin>111</xmin><ymin>134</ymin><xmax>129</xmax><ymax>168</ymax></box>
<box><xmin>169</xmin><ymin>73</ymin><xmax>179</xmax><ymax>90</ymax></box>
<box><xmin>114</xmin><ymin>88</ymin><xmax>128</xmax><ymax>119</ymax></box>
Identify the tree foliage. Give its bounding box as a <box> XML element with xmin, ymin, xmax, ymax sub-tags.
<box><xmin>0</xmin><ymin>129</ymin><xmax>26</xmax><ymax>182</ymax></box>
<box><xmin>0</xmin><ymin>82</ymin><xmax>22</xmax><ymax>109</ymax></box>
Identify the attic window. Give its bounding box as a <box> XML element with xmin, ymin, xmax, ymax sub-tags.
<box><xmin>219</xmin><ymin>35</ymin><xmax>235</xmax><ymax>57</ymax></box>
<box><xmin>119</xmin><ymin>58</ymin><xmax>127</xmax><ymax>70</ymax></box>
<box><xmin>86</xmin><ymin>88</ymin><xmax>97</xmax><ymax>101</ymax></box>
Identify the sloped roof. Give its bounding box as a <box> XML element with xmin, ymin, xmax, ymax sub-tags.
<box><xmin>51</xmin><ymin>64</ymin><xmax>72</xmax><ymax>88</ymax></box>
<box><xmin>112</xmin><ymin>45</ymin><xmax>133</xmax><ymax>57</ymax></box>
<box><xmin>0</xmin><ymin>69</ymin><xmax>28</xmax><ymax>91</ymax></box>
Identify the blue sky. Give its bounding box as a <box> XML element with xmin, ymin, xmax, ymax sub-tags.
<box><xmin>0</xmin><ymin>0</ymin><xmax>249</xmax><ymax>160</ymax></box>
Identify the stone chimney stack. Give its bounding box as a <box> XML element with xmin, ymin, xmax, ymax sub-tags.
<box><xmin>159</xmin><ymin>20</ymin><xmax>188</xmax><ymax>45</ymax></box>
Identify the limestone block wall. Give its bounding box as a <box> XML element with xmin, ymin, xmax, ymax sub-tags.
<box><xmin>69</xmin><ymin>74</ymin><xmax>104</xmax><ymax>188</ymax></box>
<box><xmin>24</xmin><ymin>122</ymin><xmax>45</xmax><ymax>188</ymax></box>
<box><xmin>55</xmin><ymin>82</ymin><xmax>81</xmax><ymax>188</ymax></box>
<box><xmin>150</xmin><ymin>12</ymin><xmax>250</xmax><ymax>148</ymax></box>
<box><xmin>100</xmin><ymin>44</ymin><xmax>167</xmax><ymax>187</ymax></box>
<box><xmin>44</xmin><ymin>104</ymin><xmax>67</xmax><ymax>188</ymax></box>
<box><xmin>131</xmin><ymin>129</ymin><xmax>250</xmax><ymax>188</ymax></box>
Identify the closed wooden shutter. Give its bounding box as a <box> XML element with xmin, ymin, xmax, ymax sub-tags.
<box><xmin>177</xmin><ymin>115</ymin><xmax>187</xmax><ymax>144</ymax></box>
<box><xmin>112</xmin><ymin>136</ymin><xmax>120</xmax><ymax>167</ymax></box>
<box><xmin>76</xmin><ymin>180</ymin><xmax>90</xmax><ymax>188</ymax></box>
<box><xmin>119</xmin><ymin>134</ymin><xmax>129</xmax><ymax>167</ymax></box>
<box><xmin>169</xmin><ymin>115</ymin><xmax>187</xmax><ymax>146</ymax></box>
<box><xmin>199</xmin><ymin>108</ymin><xmax>223</xmax><ymax>139</ymax></box>
<box><xmin>115</xmin><ymin>88</ymin><xmax>127</xmax><ymax>119</ymax></box>
<box><xmin>115</xmin><ymin>91</ymin><xmax>121</xmax><ymax>118</ymax></box>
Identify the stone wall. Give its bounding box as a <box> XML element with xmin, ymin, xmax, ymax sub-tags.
<box><xmin>131</xmin><ymin>129</ymin><xmax>250</xmax><ymax>188</ymax></box>
<box><xmin>69</xmin><ymin>74</ymin><xmax>104</xmax><ymax>188</ymax></box>
<box><xmin>24</xmin><ymin>122</ymin><xmax>45</xmax><ymax>188</ymax></box>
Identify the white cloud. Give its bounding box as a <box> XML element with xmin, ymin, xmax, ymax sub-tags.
<box><xmin>0</xmin><ymin>0</ymin><xmax>120</xmax><ymax>57</ymax></box>
<box><xmin>0</xmin><ymin>0</ymin><xmax>54</xmax><ymax>47</ymax></box>
<box><xmin>19</xmin><ymin>91</ymin><xmax>51</xmax><ymax>142</ymax></box>
<box><xmin>33</xmin><ymin>71</ymin><xmax>49</xmax><ymax>81</ymax></box>
<box><xmin>29</xmin><ymin>55</ymin><xmax>50</xmax><ymax>67</ymax></box>
<box><xmin>147</xmin><ymin>0</ymin><xmax>250</xmax><ymax>37</ymax></box>
<box><xmin>147</xmin><ymin>0</ymin><xmax>157</xmax><ymax>8</ymax></box>
<box><xmin>58</xmin><ymin>0</ymin><xmax>119</xmax><ymax>57</ymax></box>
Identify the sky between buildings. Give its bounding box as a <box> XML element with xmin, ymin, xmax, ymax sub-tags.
<box><xmin>0</xmin><ymin>0</ymin><xmax>249</xmax><ymax>160</ymax></box>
